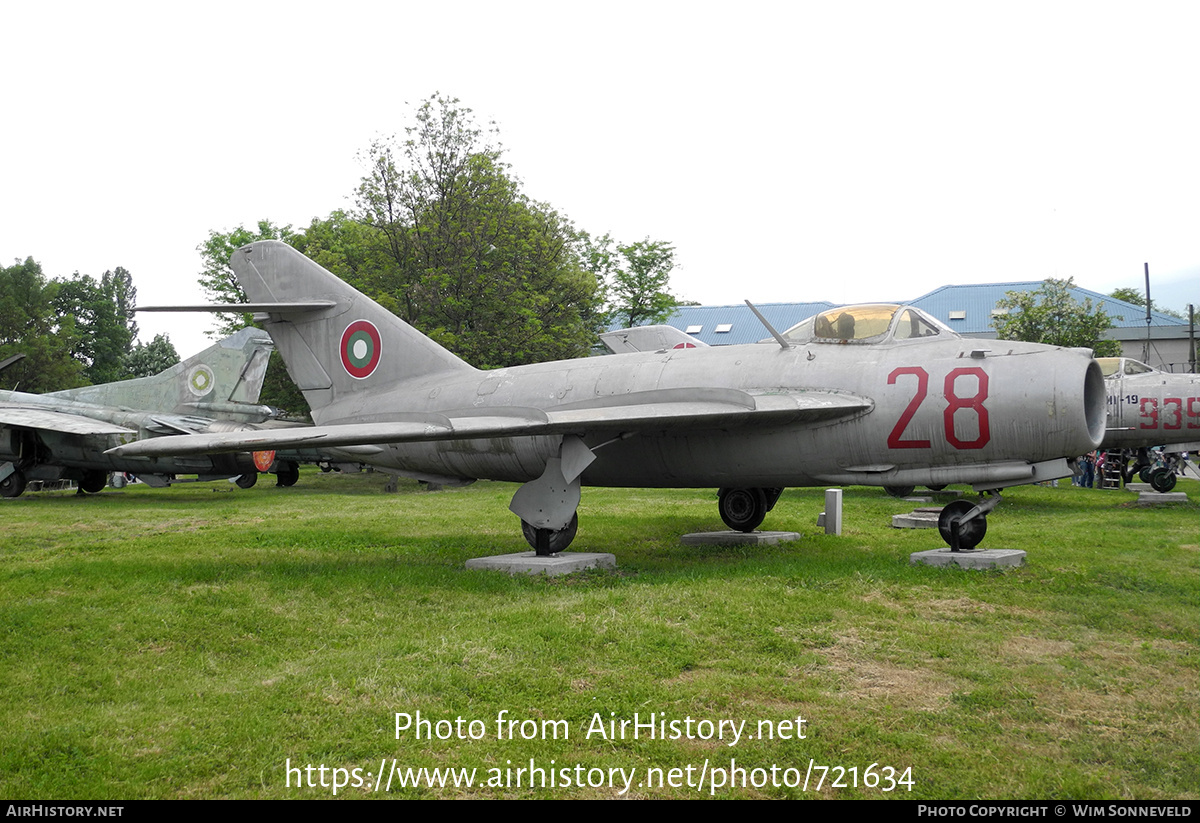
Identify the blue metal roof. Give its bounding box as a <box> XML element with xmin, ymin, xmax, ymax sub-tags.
<box><xmin>659</xmin><ymin>301</ymin><xmax>837</xmax><ymax>346</ymax></box>
<box><xmin>613</xmin><ymin>283</ymin><xmax>1185</xmax><ymax>346</ymax></box>
<box><xmin>908</xmin><ymin>282</ymin><xmax>1184</xmax><ymax>335</ymax></box>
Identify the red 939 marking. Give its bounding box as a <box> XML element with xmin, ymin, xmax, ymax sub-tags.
<box><xmin>1141</xmin><ymin>397</ymin><xmax>1200</xmax><ymax>430</ymax></box>
<box><xmin>888</xmin><ymin>366</ymin><xmax>990</xmax><ymax>450</ymax></box>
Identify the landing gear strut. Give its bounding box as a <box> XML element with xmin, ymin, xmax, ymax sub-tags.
<box><xmin>937</xmin><ymin>491</ymin><xmax>1001</xmax><ymax>551</ymax></box>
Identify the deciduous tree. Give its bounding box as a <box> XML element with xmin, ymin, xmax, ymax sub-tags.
<box><xmin>992</xmin><ymin>278</ymin><xmax>1121</xmax><ymax>356</ymax></box>
<box><xmin>198</xmin><ymin>220</ymin><xmax>296</xmax><ymax>336</ymax></box>
<box><xmin>122</xmin><ymin>333</ymin><xmax>179</xmax><ymax>378</ymax></box>
<box><xmin>350</xmin><ymin>94</ymin><xmax>603</xmax><ymax>368</ymax></box>
<box><xmin>0</xmin><ymin>258</ymin><xmax>86</xmax><ymax>392</ymax></box>
<box><xmin>580</xmin><ymin>234</ymin><xmax>680</xmax><ymax>327</ymax></box>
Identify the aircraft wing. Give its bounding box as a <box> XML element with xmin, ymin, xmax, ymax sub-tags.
<box><xmin>106</xmin><ymin>388</ymin><xmax>871</xmax><ymax>458</ymax></box>
<box><xmin>0</xmin><ymin>407</ymin><xmax>136</xmax><ymax>436</ymax></box>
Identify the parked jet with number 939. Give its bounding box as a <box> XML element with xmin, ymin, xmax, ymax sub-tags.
<box><xmin>121</xmin><ymin>241</ymin><xmax>1106</xmax><ymax>553</ymax></box>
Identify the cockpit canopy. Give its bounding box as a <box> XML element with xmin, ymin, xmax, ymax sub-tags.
<box><xmin>772</xmin><ymin>304</ymin><xmax>954</xmax><ymax>346</ymax></box>
<box><xmin>1096</xmin><ymin>357</ymin><xmax>1157</xmax><ymax>378</ymax></box>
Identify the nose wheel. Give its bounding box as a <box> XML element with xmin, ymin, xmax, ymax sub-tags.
<box><xmin>936</xmin><ymin>492</ymin><xmax>1001</xmax><ymax>551</ymax></box>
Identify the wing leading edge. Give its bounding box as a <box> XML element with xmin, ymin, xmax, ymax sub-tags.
<box><xmin>106</xmin><ymin>388</ymin><xmax>871</xmax><ymax>458</ymax></box>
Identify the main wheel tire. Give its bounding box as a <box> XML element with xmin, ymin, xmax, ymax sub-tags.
<box><xmin>275</xmin><ymin>464</ymin><xmax>299</xmax><ymax>487</ymax></box>
<box><xmin>718</xmin><ymin>487</ymin><xmax>768</xmax><ymax>532</ymax></box>
<box><xmin>0</xmin><ymin>469</ymin><xmax>27</xmax><ymax>499</ymax></box>
<box><xmin>1149</xmin><ymin>467</ymin><xmax>1177</xmax><ymax>493</ymax></box>
<box><xmin>937</xmin><ymin>499</ymin><xmax>987</xmax><ymax>550</ymax></box>
<box><xmin>235</xmin><ymin>473</ymin><xmax>258</xmax><ymax>489</ymax></box>
<box><xmin>885</xmin><ymin>485</ymin><xmax>916</xmax><ymax>498</ymax></box>
<box><xmin>1139</xmin><ymin>466</ymin><xmax>1153</xmax><ymax>483</ymax></box>
<box><xmin>78</xmin><ymin>470</ymin><xmax>107</xmax><ymax>494</ymax></box>
<box><xmin>521</xmin><ymin>513</ymin><xmax>579</xmax><ymax>555</ymax></box>
<box><xmin>926</xmin><ymin>484</ymin><xmax>947</xmax><ymax>492</ymax></box>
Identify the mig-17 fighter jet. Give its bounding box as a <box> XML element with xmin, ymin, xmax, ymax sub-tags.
<box><xmin>121</xmin><ymin>241</ymin><xmax>1106</xmax><ymax>553</ymax></box>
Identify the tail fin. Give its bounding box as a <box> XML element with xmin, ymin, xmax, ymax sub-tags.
<box><xmin>48</xmin><ymin>327</ymin><xmax>275</xmax><ymax>420</ymax></box>
<box><xmin>229</xmin><ymin>240</ymin><xmax>475</xmax><ymax>417</ymax></box>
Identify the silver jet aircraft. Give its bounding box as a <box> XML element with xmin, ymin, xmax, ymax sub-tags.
<box><xmin>0</xmin><ymin>327</ymin><xmax>298</xmax><ymax>496</ymax></box>
<box><xmin>1097</xmin><ymin>356</ymin><xmax>1200</xmax><ymax>491</ymax></box>
<box><xmin>121</xmin><ymin>241</ymin><xmax>1106</xmax><ymax>552</ymax></box>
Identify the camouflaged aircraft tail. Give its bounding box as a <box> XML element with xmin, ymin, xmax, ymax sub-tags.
<box><xmin>47</xmin><ymin>327</ymin><xmax>274</xmax><ymax>415</ymax></box>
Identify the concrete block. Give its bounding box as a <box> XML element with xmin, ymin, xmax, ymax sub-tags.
<box><xmin>892</xmin><ymin>506</ymin><xmax>944</xmax><ymax>529</ymax></box>
<box><xmin>465</xmin><ymin>551</ymin><xmax>616</xmax><ymax>576</ymax></box>
<box><xmin>910</xmin><ymin>548</ymin><xmax>1026</xmax><ymax>570</ymax></box>
<box><xmin>680</xmin><ymin>530</ymin><xmax>801</xmax><ymax>546</ymax></box>
<box><xmin>1136</xmin><ymin>492</ymin><xmax>1190</xmax><ymax>505</ymax></box>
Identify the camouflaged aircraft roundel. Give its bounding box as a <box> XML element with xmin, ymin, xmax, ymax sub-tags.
<box><xmin>340</xmin><ymin>320</ymin><xmax>382</xmax><ymax>379</ymax></box>
<box><xmin>187</xmin><ymin>364</ymin><xmax>215</xmax><ymax>396</ymax></box>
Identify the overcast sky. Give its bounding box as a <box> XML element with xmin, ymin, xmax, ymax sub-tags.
<box><xmin>4</xmin><ymin>0</ymin><xmax>1197</xmax><ymax>357</ymax></box>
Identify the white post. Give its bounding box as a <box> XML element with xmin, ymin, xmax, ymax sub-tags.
<box><xmin>824</xmin><ymin>488</ymin><xmax>842</xmax><ymax>535</ymax></box>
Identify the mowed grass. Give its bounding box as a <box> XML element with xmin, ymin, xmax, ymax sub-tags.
<box><xmin>0</xmin><ymin>470</ymin><xmax>1195</xmax><ymax>799</ymax></box>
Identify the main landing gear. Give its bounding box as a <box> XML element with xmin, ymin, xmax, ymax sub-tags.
<box><xmin>936</xmin><ymin>490</ymin><xmax>1001</xmax><ymax>551</ymax></box>
<box><xmin>717</xmin><ymin>487</ymin><xmax>784</xmax><ymax>532</ymax></box>
<box><xmin>521</xmin><ymin>514</ymin><xmax>579</xmax><ymax>556</ymax></box>
<box><xmin>0</xmin><ymin>466</ymin><xmax>27</xmax><ymax>498</ymax></box>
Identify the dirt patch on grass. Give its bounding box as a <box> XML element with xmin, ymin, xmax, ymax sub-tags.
<box><xmin>818</xmin><ymin>629</ymin><xmax>959</xmax><ymax>711</ymax></box>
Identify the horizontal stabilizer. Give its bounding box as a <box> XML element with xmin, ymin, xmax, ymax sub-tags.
<box><xmin>106</xmin><ymin>389</ymin><xmax>870</xmax><ymax>459</ymax></box>
<box><xmin>136</xmin><ymin>302</ymin><xmax>336</xmax><ymax>314</ymax></box>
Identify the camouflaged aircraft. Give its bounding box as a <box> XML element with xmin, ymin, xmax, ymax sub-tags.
<box><xmin>120</xmin><ymin>240</ymin><xmax>1106</xmax><ymax>553</ymax></box>
<box><xmin>0</xmin><ymin>327</ymin><xmax>301</xmax><ymax>496</ymax></box>
<box><xmin>1097</xmin><ymin>356</ymin><xmax>1200</xmax><ymax>492</ymax></box>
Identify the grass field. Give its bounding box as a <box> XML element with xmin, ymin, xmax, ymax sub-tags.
<box><xmin>0</xmin><ymin>470</ymin><xmax>1195</xmax><ymax>799</ymax></box>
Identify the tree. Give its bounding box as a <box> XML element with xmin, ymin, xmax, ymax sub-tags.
<box><xmin>992</xmin><ymin>278</ymin><xmax>1121</xmax><ymax>356</ymax></box>
<box><xmin>198</xmin><ymin>220</ymin><xmax>296</xmax><ymax>337</ymax></box>
<box><xmin>348</xmin><ymin>94</ymin><xmax>603</xmax><ymax>368</ymax></box>
<box><xmin>0</xmin><ymin>258</ymin><xmax>86</xmax><ymax>392</ymax></box>
<box><xmin>122</xmin><ymin>333</ymin><xmax>179</xmax><ymax>378</ymax></box>
<box><xmin>1109</xmin><ymin>287</ymin><xmax>1185</xmax><ymax>320</ymax></box>
<box><xmin>53</xmin><ymin>268</ymin><xmax>138</xmax><ymax>384</ymax></box>
<box><xmin>580</xmin><ymin>234</ymin><xmax>680</xmax><ymax>327</ymax></box>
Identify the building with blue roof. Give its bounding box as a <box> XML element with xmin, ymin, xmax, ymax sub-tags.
<box><xmin>653</xmin><ymin>282</ymin><xmax>1195</xmax><ymax>372</ymax></box>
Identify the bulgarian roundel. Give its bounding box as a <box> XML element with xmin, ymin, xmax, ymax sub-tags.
<box><xmin>340</xmin><ymin>320</ymin><xmax>382</xmax><ymax>379</ymax></box>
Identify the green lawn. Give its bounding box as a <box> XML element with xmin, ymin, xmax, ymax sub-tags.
<box><xmin>1</xmin><ymin>471</ymin><xmax>1195</xmax><ymax>799</ymax></box>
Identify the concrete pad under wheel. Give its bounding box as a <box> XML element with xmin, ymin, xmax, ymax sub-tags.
<box><xmin>680</xmin><ymin>530</ymin><xmax>801</xmax><ymax>546</ymax></box>
<box><xmin>465</xmin><ymin>552</ymin><xmax>616</xmax><ymax>576</ymax></box>
<box><xmin>910</xmin><ymin>548</ymin><xmax>1026</xmax><ymax>570</ymax></box>
<box><xmin>1136</xmin><ymin>491</ymin><xmax>1190</xmax><ymax>505</ymax></box>
<box><xmin>892</xmin><ymin>508</ymin><xmax>942</xmax><ymax>529</ymax></box>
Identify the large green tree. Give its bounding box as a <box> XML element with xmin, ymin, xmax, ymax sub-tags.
<box><xmin>0</xmin><ymin>258</ymin><xmax>86</xmax><ymax>392</ymax></box>
<box><xmin>992</xmin><ymin>278</ymin><xmax>1121</xmax><ymax>356</ymax></box>
<box><xmin>198</xmin><ymin>220</ymin><xmax>297</xmax><ymax>336</ymax></box>
<box><xmin>53</xmin><ymin>268</ymin><xmax>138</xmax><ymax>384</ymax></box>
<box><xmin>580</xmin><ymin>234</ymin><xmax>679</xmax><ymax>327</ymax></box>
<box><xmin>349</xmin><ymin>94</ymin><xmax>603</xmax><ymax>368</ymax></box>
<box><xmin>122</xmin><ymin>333</ymin><xmax>179</xmax><ymax>379</ymax></box>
